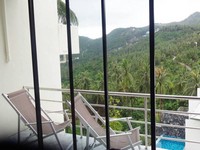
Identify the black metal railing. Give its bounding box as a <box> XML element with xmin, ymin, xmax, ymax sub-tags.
<box><xmin>27</xmin><ymin>0</ymin><xmax>156</xmax><ymax>149</ymax></box>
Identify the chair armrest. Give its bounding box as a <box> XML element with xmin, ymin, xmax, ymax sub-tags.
<box><xmin>25</xmin><ymin>120</ymin><xmax>53</xmax><ymax>125</ymax></box>
<box><xmin>45</xmin><ymin>110</ymin><xmax>69</xmax><ymax>114</ymax></box>
<box><xmin>109</xmin><ymin>117</ymin><xmax>132</xmax><ymax>122</ymax></box>
<box><xmin>101</xmin><ymin>116</ymin><xmax>132</xmax><ymax>122</ymax></box>
<box><xmin>96</xmin><ymin>132</ymin><xmax>132</xmax><ymax>139</ymax></box>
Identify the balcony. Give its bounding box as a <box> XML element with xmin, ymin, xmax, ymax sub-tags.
<box><xmin>2</xmin><ymin>86</ymin><xmax>199</xmax><ymax>150</ymax></box>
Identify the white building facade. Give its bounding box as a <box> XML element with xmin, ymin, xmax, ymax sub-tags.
<box><xmin>0</xmin><ymin>0</ymin><xmax>79</xmax><ymax>138</ymax></box>
<box><xmin>185</xmin><ymin>88</ymin><xmax>200</xmax><ymax>150</ymax></box>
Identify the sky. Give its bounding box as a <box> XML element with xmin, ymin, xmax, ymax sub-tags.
<box><xmin>70</xmin><ymin>0</ymin><xmax>200</xmax><ymax>39</ymax></box>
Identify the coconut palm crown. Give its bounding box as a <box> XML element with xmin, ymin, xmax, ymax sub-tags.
<box><xmin>57</xmin><ymin>0</ymin><xmax>78</xmax><ymax>26</ymax></box>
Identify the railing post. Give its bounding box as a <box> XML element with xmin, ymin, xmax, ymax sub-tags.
<box><xmin>28</xmin><ymin>0</ymin><xmax>43</xmax><ymax>149</ymax></box>
<box><xmin>149</xmin><ymin>0</ymin><xmax>156</xmax><ymax>149</ymax></box>
<box><xmin>145</xmin><ymin>97</ymin><xmax>148</xmax><ymax>149</ymax></box>
<box><xmin>80</xmin><ymin>122</ymin><xmax>83</xmax><ymax>138</ymax></box>
<box><xmin>101</xmin><ymin>0</ymin><xmax>110</xmax><ymax>149</ymax></box>
<box><xmin>65</xmin><ymin>0</ymin><xmax>77</xmax><ymax>149</ymax></box>
<box><xmin>18</xmin><ymin>115</ymin><xmax>20</xmax><ymax>145</ymax></box>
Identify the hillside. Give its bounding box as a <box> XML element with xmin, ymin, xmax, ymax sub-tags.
<box><xmin>62</xmin><ymin>12</ymin><xmax>200</xmax><ymax>97</ymax></box>
<box><xmin>60</xmin><ymin>11</ymin><xmax>200</xmax><ymax>138</ymax></box>
<box><xmin>179</xmin><ymin>11</ymin><xmax>200</xmax><ymax>25</ymax></box>
<box><xmin>79</xmin><ymin>12</ymin><xmax>200</xmax><ymax>55</ymax></box>
<box><xmin>79</xmin><ymin>26</ymin><xmax>149</xmax><ymax>55</ymax></box>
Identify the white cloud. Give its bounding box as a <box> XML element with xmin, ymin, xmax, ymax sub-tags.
<box><xmin>154</xmin><ymin>0</ymin><xmax>200</xmax><ymax>23</ymax></box>
<box><xmin>70</xmin><ymin>0</ymin><xmax>200</xmax><ymax>39</ymax></box>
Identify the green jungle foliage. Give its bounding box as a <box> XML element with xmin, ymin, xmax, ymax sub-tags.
<box><xmin>61</xmin><ymin>12</ymin><xmax>200</xmax><ymax>143</ymax></box>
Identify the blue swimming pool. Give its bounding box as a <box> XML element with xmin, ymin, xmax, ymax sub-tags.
<box><xmin>156</xmin><ymin>136</ymin><xmax>185</xmax><ymax>150</ymax></box>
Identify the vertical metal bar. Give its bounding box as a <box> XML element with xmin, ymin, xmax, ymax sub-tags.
<box><xmin>65</xmin><ymin>0</ymin><xmax>77</xmax><ymax>149</ymax></box>
<box><xmin>149</xmin><ymin>0</ymin><xmax>156</xmax><ymax>149</ymax></box>
<box><xmin>80</xmin><ymin>122</ymin><xmax>83</xmax><ymax>138</ymax></box>
<box><xmin>86</xmin><ymin>126</ymin><xmax>90</xmax><ymax>150</ymax></box>
<box><xmin>18</xmin><ymin>115</ymin><xmax>20</xmax><ymax>145</ymax></box>
<box><xmin>28</xmin><ymin>0</ymin><xmax>43</xmax><ymax>149</ymax></box>
<box><xmin>144</xmin><ymin>98</ymin><xmax>148</xmax><ymax>149</ymax></box>
<box><xmin>101</xmin><ymin>0</ymin><xmax>110</xmax><ymax>149</ymax></box>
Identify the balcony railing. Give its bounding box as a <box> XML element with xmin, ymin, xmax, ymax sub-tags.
<box><xmin>25</xmin><ymin>86</ymin><xmax>200</xmax><ymax>149</ymax></box>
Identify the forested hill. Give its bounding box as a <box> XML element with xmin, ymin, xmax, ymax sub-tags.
<box><xmin>62</xmin><ymin>12</ymin><xmax>200</xmax><ymax>98</ymax></box>
<box><xmin>60</xmin><ymin>12</ymin><xmax>200</xmax><ymax>132</ymax></box>
<box><xmin>176</xmin><ymin>11</ymin><xmax>200</xmax><ymax>25</ymax></box>
<box><xmin>79</xmin><ymin>26</ymin><xmax>149</xmax><ymax>53</ymax></box>
<box><xmin>79</xmin><ymin>12</ymin><xmax>200</xmax><ymax>55</ymax></box>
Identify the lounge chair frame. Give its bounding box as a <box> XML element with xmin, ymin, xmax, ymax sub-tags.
<box><xmin>66</xmin><ymin>92</ymin><xmax>142</xmax><ymax>150</ymax></box>
<box><xmin>2</xmin><ymin>88</ymin><xmax>72</xmax><ymax>150</ymax></box>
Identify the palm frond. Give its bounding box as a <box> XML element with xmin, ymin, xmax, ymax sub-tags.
<box><xmin>57</xmin><ymin>0</ymin><xmax>78</xmax><ymax>26</ymax></box>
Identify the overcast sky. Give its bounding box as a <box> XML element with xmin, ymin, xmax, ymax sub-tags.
<box><xmin>70</xmin><ymin>0</ymin><xmax>200</xmax><ymax>39</ymax></box>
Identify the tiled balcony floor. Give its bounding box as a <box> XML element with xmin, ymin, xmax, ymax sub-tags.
<box><xmin>3</xmin><ymin>129</ymin><xmax>166</xmax><ymax>150</ymax></box>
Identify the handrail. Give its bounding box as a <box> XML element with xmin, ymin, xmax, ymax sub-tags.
<box><xmin>90</xmin><ymin>104</ymin><xmax>200</xmax><ymax>116</ymax></box>
<box><xmin>25</xmin><ymin>86</ymin><xmax>200</xmax><ymax>101</ymax></box>
<box><xmin>40</xmin><ymin>98</ymin><xmax>200</xmax><ymax>116</ymax></box>
<box><xmin>25</xmin><ymin>86</ymin><xmax>200</xmax><ymax>147</ymax></box>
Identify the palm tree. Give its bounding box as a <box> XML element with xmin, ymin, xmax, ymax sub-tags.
<box><xmin>120</xmin><ymin>59</ymin><xmax>134</xmax><ymax>92</ymax></box>
<box><xmin>92</xmin><ymin>72</ymin><xmax>104</xmax><ymax>108</ymax></box>
<box><xmin>57</xmin><ymin>0</ymin><xmax>78</xmax><ymax>25</ymax></box>
<box><xmin>155</xmin><ymin>66</ymin><xmax>167</xmax><ymax>94</ymax></box>
<box><xmin>136</xmin><ymin>61</ymin><xmax>150</xmax><ymax>93</ymax></box>
<box><xmin>155</xmin><ymin>66</ymin><xmax>167</xmax><ymax>122</ymax></box>
<box><xmin>109</xmin><ymin>61</ymin><xmax>123</xmax><ymax>91</ymax></box>
<box><xmin>174</xmin><ymin>67</ymin><xmax>187</xmax><ymax>95</ymax></box>
<box><xmin>74</xmin><ymin>71</ymin><xmax>91</xmax><ymax>89</ymax></box>
<box><xmin>176</xmin><ymin>63</ymin><xmax>200</xmax><ymax>96</ymax></box>
<box><xmin>184</xmin><ymin>69</ymin><xmax>200</xmax><ymax>96</ymax></box>
<box><xmin>119</xmin><ymin>59</ymin><xmax>134</xmax><ymax>107</ymax></box>
<box><xmin>93</xmin><ymin>72</ymin><xmax>104</xmax><ymax>91</ymax></box>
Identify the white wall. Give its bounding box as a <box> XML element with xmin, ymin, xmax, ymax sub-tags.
<box><xmin>189</xmin><ymin>88</ymin><xmax>200</xmax><ymax>113</ymax></box>
<box><xmin>0</xmin><ymin>0</ymin><xmax>64</xmax><ymax>138</ymax></box>
<box><xmin>34</xmin><ymin>0</ymin><xmax>64</xmax><ymax>124</ymax></box>
<box><xmin>0</xmin><ymin>0</ymin><xmax>33</xmax><ymax>137</ymax></box>
<box><xmin>58</xmin><ymin>24</ymin><xmax>80</xmax><ymax>55</ymax></box>
<box><xmin>185</xmin><ymin>119</ymin><xmax>200</xmax><ymax>150</ymax></box>
<box><xmin>185</xmin><ymin>88</ymin><xmax>200</xmax><ymax>149</ymax></box>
